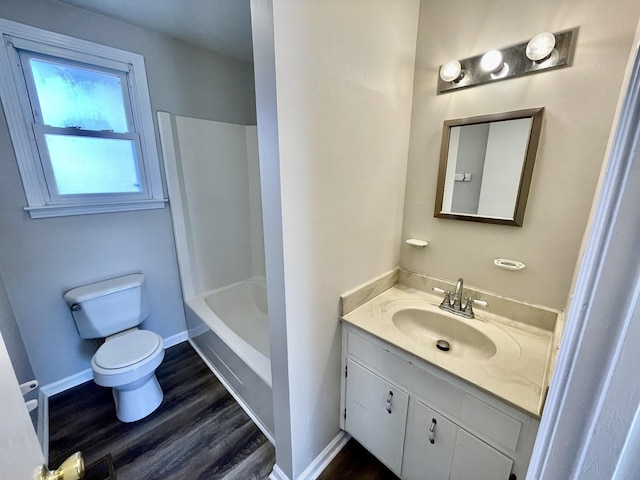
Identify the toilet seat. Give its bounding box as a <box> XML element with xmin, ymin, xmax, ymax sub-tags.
<box><xmin>94</xmin><ymin>330</ymin><xmax>161</xmax><ymax>369</ymax></box>
<box><xmin>91</xmin><ymin>331</ymin><xmax>164</xmax><ymax>390</ymax></box>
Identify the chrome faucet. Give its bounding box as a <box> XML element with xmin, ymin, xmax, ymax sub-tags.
<box><xmin>433</xmin><ymin>277</ymin><xmax>488</xmax><ymax>319</ymax></box>
<box><xmin>452</xmin><ymin>277</ymin><xmax>464</xmax><ymax>310</ymax></box>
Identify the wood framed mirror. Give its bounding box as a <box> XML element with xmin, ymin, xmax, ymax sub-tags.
<box><xmin>434</xmin><ymin>107</ymin><xmax>544</xmax><ymax>226</ymax></box>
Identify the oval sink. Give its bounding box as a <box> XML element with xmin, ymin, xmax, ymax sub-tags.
<box><xmin>392</xmin><ymin>308</ymin><xmax>497</xmax><ymax>360</ymax></box>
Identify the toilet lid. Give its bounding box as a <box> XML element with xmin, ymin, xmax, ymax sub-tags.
<box><xmin>94</xmin><ymin>330</ymin><xmax>161</xmax><ymax>369</ymax></box>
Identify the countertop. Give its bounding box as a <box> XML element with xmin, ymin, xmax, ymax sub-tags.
<box><xmin>341</xmin><ymin>284</ymin><xmax>554</xmax><ymax>418</ymax></box>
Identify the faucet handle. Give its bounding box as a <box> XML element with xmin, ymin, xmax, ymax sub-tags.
<box><xmin>464</xmin><ymin>297</ymin><xmax>488</xmax><ymax>317</ymax></box>
<box><xmin>470</xmin><ymin>298</ymin><xmax>488</xmax><ymax>308</ymax></box>
<box><xmin>433</xmin><ymin>287</ymin><xmax>452</xmax><ymax>307</ymax></box>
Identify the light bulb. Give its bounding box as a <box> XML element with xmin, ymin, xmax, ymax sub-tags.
<box><xmin>439</xmin><ymin>59</ymin><xmax>463</xmax><ymax>82</ymax></box>
<box><xmin>480</xmin><ymin>50</ymin><xmax>504</xmax><ymax>73</ymax></box>
<box><xmin>526</xmin><ymin>32</ymin><xmax>556</xmax><ymax>62</ymax></box>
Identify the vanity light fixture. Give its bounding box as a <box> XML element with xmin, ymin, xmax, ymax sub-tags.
<box><xmin>437</xmin><ymin>27</ymin><xmax>577</xmax><ymax>94</ymax></box>
<box><xmin>439</xmin><ymin>59</ymin><xmax>464</xmax><ymax>83</ymax></box>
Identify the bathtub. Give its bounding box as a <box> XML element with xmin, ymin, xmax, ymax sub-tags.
<box><xmin>185</xmin><ymin>278</ymin><xmax>273</xmax><ymax>440</ymax></box>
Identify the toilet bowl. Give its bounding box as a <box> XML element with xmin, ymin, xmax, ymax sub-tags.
<box><xmin>64</xmin><ymin>274</ymin><xmax>166</xmax><ymax>422</ymax></box>
<box><xmin>91</xmin><ymin>328</ymin><xmax>165</xmax><ymax>422</ymax></box>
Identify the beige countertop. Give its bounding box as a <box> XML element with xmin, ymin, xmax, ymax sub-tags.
<box><xmin>341</xmin><ymin>283</ymin><xmax>555</xmax><ymax>418</ymax></box>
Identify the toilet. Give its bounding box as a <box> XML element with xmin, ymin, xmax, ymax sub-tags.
<box><xmin>64</xmin><ymin>273</ymin><xmax>165</xmax><ymax>422</ymax></box>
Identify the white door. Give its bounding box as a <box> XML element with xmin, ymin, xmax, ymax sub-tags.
<box><xmin>0</xmin><ymin>331</ymin><xmax>45</xmax><ymax>479</ymax></box>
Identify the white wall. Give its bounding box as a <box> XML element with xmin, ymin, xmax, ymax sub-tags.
<box><xmin>246</xmin><ymin>127</ymin><xmax>266</xmax><ymax>279</ymax></box>
<box><xmin>0</xmin><ymin>266</ymin><xmax>34</xmax><ymax>390</ymax></box>
<box><xmin>402</xmin><ymin>0</ymin><xmax>640</xmax><ymax>309</ymax></box>
<box><xmin>162</xmin><ymin>116</ymin><xmax>264</xmax><ymax>299</ymax></box>
<box><xmin>0</xmin><ymin>0</ymin><xmax>256</xmax><ymax>385</ymax></box>
<box><xmin>251</xmin><ymin>1</ymin><xmax>294</xmax><ymax>475</ymax></box>
<box><xmin>528</xmin><ymin>22</ymin><xmax>640</xmax><ymax>477</ymax></box>
<box><xmin>252</xmin><ymin>0</ymin><xmax>420</xmax><ymax>477</ymax></box>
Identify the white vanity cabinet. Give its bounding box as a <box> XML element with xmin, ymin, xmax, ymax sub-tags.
<box><xmin>340</xmin><ymin>323</ymin><xmax>539</xmax><ymax>480</ymax></box>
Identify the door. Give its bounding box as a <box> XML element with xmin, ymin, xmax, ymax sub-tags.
<box><xmin>345</xmin><ymin>358</ymin><xmax>409</xmax><ymax>475</ymax></box>
<box><xmin>0</xmin><ymin>330</ymin><xmax>46</xmax><ymax>479</ymax></box>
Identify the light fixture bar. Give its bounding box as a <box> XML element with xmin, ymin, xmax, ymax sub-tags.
<box><xmin>437</xmin><ymin>28</ymin><xmax>577</xmax><ymax>94</ymax></box>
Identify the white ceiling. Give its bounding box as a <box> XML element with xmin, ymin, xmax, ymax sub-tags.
<box><xmin>57</xmin><ymin>0</ymin><xmax>253</xmax><ymax>62</ymax></box>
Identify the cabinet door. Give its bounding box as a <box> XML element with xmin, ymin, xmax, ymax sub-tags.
<box><xmin>345</xmin><ymin>358</ymin><xmax>409</xmax><ymax>475</ymax></box>
<box><xmin>403</xmin><ymin>399</ymin><xmax>514</xmax><ymax>480</ymax></box>
<box><xmin>450</xmin><ymin>429</ymin><xmax>513</xmax><ymax>480</ymax></box>
<box><xmin>402</xmin><ymin>399</ymin><xmax>457</xmax><ymax>480</ymax></box>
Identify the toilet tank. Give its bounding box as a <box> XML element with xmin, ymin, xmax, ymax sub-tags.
<box><xmin>64</xmin><ymin>273</ymin><xmax>151</xmax><ymax>339</ymax></box>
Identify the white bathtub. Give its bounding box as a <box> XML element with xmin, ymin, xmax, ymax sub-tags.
<box><xmin>185</xmin><ymin>278</ymin><xmax>273</xmax><ymax>439</ymax></box>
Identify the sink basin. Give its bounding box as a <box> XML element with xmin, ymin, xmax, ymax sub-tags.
<box><xmin>392</xmin><ymin>308</ymin><xmax>497</xmax><ymax>360</ymax></box>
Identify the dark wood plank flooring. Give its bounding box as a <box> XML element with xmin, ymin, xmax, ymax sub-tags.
<box><xmin>48</xmin><ymin>341</ymin><xmax>395</xmax><ymax>479</ymax></box>
<box><xmin>318</xmin><ymin>439</ymin><xmax>398</xmax><ymax>480</ymax></box>
<box><xmin>48</xmin><ymin>342</ymin><xmax>275</xmax><ymax>479</ymax></box>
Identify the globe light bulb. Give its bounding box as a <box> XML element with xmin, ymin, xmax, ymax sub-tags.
<box><xmin>480</xmin><ymin>50</ymin><xmax>504</xmax><ymax>73</ymax></box>
<box><xmin>439</xmin><ymin>59</ymin><xmax>463</xmax><ymax>82</ymax></box>
<box><xmin>526</xmin><ymin>32</ymin><xmax>556</xmax><ymax>62</ymax></box>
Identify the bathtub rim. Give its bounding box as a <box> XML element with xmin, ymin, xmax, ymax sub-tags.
<box><xmin>186</xmin><ymin>278</ymin><xmax>272</xmax><ymax>386</ymax></box>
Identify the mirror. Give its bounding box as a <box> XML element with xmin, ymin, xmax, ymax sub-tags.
<box><xmin>434</xmin><ymin>107</ymin><xmax>544</xmax><ymax>226</ymax></box>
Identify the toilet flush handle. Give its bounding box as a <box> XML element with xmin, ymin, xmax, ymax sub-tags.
<box><xmin>70</xmin><ymin>303</ymin><xmax>81</xmax><ymax>312</ymax></box>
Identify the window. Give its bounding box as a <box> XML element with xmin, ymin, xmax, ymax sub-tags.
<box><xmin>0</xmin><ymin>19</ymin><xmax>165</xmax><ymax>217</ymax></box>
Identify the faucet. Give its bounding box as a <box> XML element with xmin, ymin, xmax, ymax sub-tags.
<box><xmin>452</xmin><ymin>278</ymin><xmax>464</xmax><ymax>310</ymax></box>
<box><xmin>432</xmin><ymin>277</ymin><xmax>488</xmax><ymax>319</ymax></box>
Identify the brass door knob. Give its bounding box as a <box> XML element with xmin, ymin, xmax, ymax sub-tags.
<box><xmin>36</xmin><ymin>451</ymin><xmax>84</xmax><ymax>480</ymax></box>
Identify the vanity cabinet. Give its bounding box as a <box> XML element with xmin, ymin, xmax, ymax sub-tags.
<box><xmin>340</xmin><ymin>323</ymin><xmax>539</xmax><ymax>480</ymax></box>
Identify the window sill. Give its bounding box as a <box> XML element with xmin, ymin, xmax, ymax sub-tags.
<box><xmin>24</xmin><ymin>198</ymin><xmax>168</xmax><ymax>218</ymax></box>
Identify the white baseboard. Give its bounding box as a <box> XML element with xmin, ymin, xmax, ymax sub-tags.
<box><xmin>40</xmin><ymin>368</ymin><xmax>93</xmax><ymax>398</ymax></box>
<box><xmin>270</xmin><ymin>464</ymin><xmax>290</xmax><ymax>480</ymax></box>
<box><xmin>163</xmin><ymin>330</ymin><xmax>188</xmax><ymax>348</ymax></box>
<box><xmin>299</xmin><ymin>431</ymin><xmax>350</xmax><ymax>479</ymax></box>
<box><xmin>269</xmin><ymin>431</ymin><xmax>351</xmax><ymax>480</ymax></box>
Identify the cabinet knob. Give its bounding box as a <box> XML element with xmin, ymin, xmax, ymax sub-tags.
<box><xmin>386</xmin><ymin>391</ymin><xmax>394</xmax><ymax>413</ymax></box>
<box><xmin>429</xmin><ymin>418</ymin><xmax>437</xmax><ymax>444</ymax></box>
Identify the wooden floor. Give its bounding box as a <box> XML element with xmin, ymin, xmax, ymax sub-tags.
<box><xmin>48</xmin><ymin>342</ymin><xmax>394</xmax><ymax>479</ymax></box>
<box><xmin>48</xmin><ymin>342</ymin><xmax>275</xmax><ymax>479</ymax></box>
<box><xmin>317</xmin><ymin>440</ymin><xmax>398</xmax><ymax>480</ymax></box>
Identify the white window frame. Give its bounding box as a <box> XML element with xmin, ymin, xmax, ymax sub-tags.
<box><xmin>0</xmin><ymin>19</ymin><xmax>166</xmax><ymax>218</ymax></box>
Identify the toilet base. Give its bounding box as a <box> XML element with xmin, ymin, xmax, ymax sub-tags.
<box><xmin>112</xmin><ymin>373</ymin><xmax>164</xmax><ymax>423</ymax></box>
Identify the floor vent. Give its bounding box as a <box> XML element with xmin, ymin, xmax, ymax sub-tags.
<box><xmin>84</xmin><ymin>454</ymin><xmax>117</xmax><ymax>480</ymax></box>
